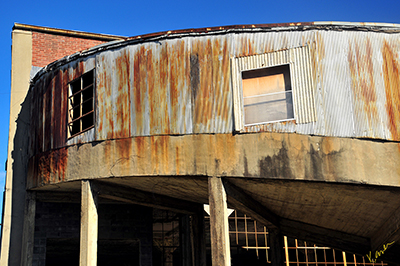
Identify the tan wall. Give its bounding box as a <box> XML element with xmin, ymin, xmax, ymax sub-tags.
<box><xmin>1</xmin><ymin>29</ymin><xmax>33</xmax><ymax>266</ymax></box>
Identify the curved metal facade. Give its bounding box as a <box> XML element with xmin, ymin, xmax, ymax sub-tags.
<box><xmin>29</xmin><ymin>25</ymin><xmax>400</xmax><ymax>159</ymax></box>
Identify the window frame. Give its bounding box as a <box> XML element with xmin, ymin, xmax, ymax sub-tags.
<box><xmin>240</xmin><ymin>63</ymin><xmax>295</xmax><ymax>127</ymax></box>
<box><xmin>67</xmin><ymin>69</ymin><xmax>95</xmax><ymax>138</ymax></box>
<box><xmin>231</xmin><ymin>46</ymin><xmax>316</xmax><ymax>132</ymax></box>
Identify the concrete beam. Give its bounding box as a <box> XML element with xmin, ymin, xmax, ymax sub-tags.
<box><xmin>222</xmin><ymin>179</ymin><xmax>371</xmax><ymax>256</ymax></box>
<box><xmin>93</xmin><ymin>181</ymin><xmax>197</xmax><ymax>214</ymax></box>
<box><xmin>279</xmin><ymin>219</ymin><xmax>370</xmax><ymax>255</ymax></box>
<box><xmin>371</xmin><ymin>205</ymin><xmax>400</xmax><ymax>252</ymax></box>
<box><xmin>222</xmin><ymin>179</ymin><xmax>279</xmax><ymax>229</ymax></box>
<box><xmin>208</xmin><ymin>176</ymin><xmax>231</xmax><ymax>266</ymax></box>
<box><xmin>80</xmin><ymin>180</ymin><xmax>98</xmax><ymax>266</ymax></box>
<box><xmin>191</xmin><ymin>205</ymin><xmax>207</xmax><ymax>266</ymax></box>
<box><xmin>269</xmin><ymin>229</ymin><xmax>285</xmax><ymax>266</ymax></box>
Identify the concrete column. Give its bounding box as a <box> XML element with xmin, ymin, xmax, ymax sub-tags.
<box><xmin>1</xmin><ymin>29</ymin><xmax>32</xmax><ymax>266</ymax></box>
<box><xmin>180</xmin><ymin>214</ymin><xmax>192</xmax><ymax>266</ymax></box>
<box><xmin>208</xmin><ymin>177</ymin><xmax>230</xmax><ymax>266</ymax></box>
<box><xmin>191</xmin><ymin>205</ymin><xmax>206</xmax><ymax>266</ymax></box>
<box><xmin>80</xmin><ymin>180</ymin><xmax>98</xmax><ymax>266</ymax></box>
<box><xmin>269</xmin><ymin>229</ymin><xmax>285</xmax><ymax>266</ymax></box>
<box><xmin>20</xmin><ymin>192</ymin><xmax>36</xmax><ymax>266</ymax></box>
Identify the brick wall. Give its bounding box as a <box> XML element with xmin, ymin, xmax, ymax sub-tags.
<box><xmin>33</xmin><ymin>202</ymin><xmax>153</xmax><ymax>266</ymax></box>
<box><xmin>32</xmin><ymin>32</ymin><xmax>108</xmax><ymax>67</ymax></box>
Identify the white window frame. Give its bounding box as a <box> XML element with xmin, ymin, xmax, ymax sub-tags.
<box><xmin>231</xmin><ymin>46</ymin><xmax>316</xmax><ymax>131</ymax></box>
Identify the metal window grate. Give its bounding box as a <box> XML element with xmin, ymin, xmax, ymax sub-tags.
<box><xmin>68</xmin><ymin>69</ymin><xmax>95</xmax><ymax>138</ymax></box>
<box><xmin>206</xmin><ymin>210</ymin><xmax>389</xmax><ymax>266</ymax></box>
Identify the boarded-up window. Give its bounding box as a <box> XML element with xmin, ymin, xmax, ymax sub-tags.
<box><xmin>242</xmin><ymin>65</ymin><xmax>293</xmax><ymax>125</ymax></box>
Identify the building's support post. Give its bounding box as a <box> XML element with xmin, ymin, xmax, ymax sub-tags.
<box><xmin>80</xmin><ymin>180</ymin><xmax>98</xmax><ymax>266</ymax></box>
<box><xmin>191</xmin><ymin>205</ymin><xmax>206</xmax><ymax>266</ymax></box>
<box><xmin>180</xmin><ymin>214</ymin><xmax>192</xmax><ymax>266</ymax></box>
<box><xmin>269</xmin><ymin>229</ymin><xmax>285</xmax><ymax>266</ymax></box>
<box><xmin>1</xmin><ymin>28</ymin><xmax>33</xmax><ymax>266</ymax></box>
<box><xmin>20</xmin><ymin>191</ymin><xmax>36</xmax><ymax>266</ymax></box>
<box><xmin>208</xmin><ymin>176</ymin><xmax>230</xmax><ymax>266</ymax></box>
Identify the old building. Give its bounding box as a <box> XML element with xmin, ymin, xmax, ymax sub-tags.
<box><xmin>2</xmin><ymin>22</ymin><xmax>400</xmax><ymax>265</ymax></box>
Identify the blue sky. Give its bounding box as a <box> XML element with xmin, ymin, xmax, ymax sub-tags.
<box><xmin>0</xmin><ymin>0</ymin><xmax>400</xmax><ymax>224</ymax></box>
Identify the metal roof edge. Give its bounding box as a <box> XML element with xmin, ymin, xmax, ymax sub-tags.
<box><xmin>13</xmin><ymin>23</ymin><xmax>126</xmax><ymax>41</ymax></box>
<box><xmin>29</xmin><ymin>21</ymin><xmax>400</xmax><ymax>83</ymax></box>
<box><xmin>313</xmin><ymin>21</ymin><xmax>400</xmax><ymax>28</ymax></box>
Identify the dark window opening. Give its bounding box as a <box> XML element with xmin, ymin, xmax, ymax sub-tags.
<box><xmin>68</xmin><ymin>69</ymin><xmax>95</xmax><ymax>137</ymax></box>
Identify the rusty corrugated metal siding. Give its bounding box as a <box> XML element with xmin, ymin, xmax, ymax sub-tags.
<box><xmin>28</xmin><ymin>23</ymin><xmax>400</xmax><ymax>156</ymax></box>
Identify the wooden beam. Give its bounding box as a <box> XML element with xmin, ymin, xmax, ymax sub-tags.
<box><xmin>80</xmin><ymin>180</ymin><xmax>98</xmax><ymax>266</ymax></box>
<box><xmin>371</xmin><ymin>205</ymin><xmax>400</xmax><ymax>252</ymax></box>
<box><xmin>208</xmin><ymin>176</ymin><xmax>231</xmax><ymax>266</ymax></box>
<box><xmin>222</xmin><ymin>179</ymin><xmax>280</xmax><ymax>229</ymax></box>
<box><xmin>93</xmin><ymin>181</ymin><xmax>197</xmax><ymax>214</ymax></box>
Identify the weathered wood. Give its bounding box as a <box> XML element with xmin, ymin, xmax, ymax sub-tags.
<box><xmin>80</xmin><ymin>180</ymin><xmax>98</xmax><ymax>266</ymax></box>
<box><xmin>208</xmin><ymin>176</ymin><xmax>231</xmax><ymax>266</ymax></box>
<box><xmin>222</xmin><ymin>179</ymin><xmax>279</xmax><ymax>229</ymax></box>
<box><xmin>371</xmin><ymin>205</ymin><xmax>400</xmax><ymax>252</ymax></box>
<box><xmin>269</xmin><ymin>229</ymin><xmax>285</xmax><ymax>266</ymax></box>
<box><xmin>20</xmin><ymin>191</ymin><xmax>36</xmax><ymax>266</ymax></box>
<box><xmin>94</xmin><ymin>180</ymin><xmax>197</xmax><ymax>214</ymax></box>
<box><xmin>191</xmin><ymin>205</ymin><xmax>206</xmax><ymax>266</ymax></box>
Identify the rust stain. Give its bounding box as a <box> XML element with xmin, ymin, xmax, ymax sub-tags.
<box><xmin>33</xmin><ymin>147</ymin><xmax>68</xmax><ymax>186</ymax></box>
<box><xmin>52</xmin><ymin>69</ymin><xmax>68</xmax><ymax>149</ymax></box>
<box><xmin>169</xmin><ymin>40</ymin><xmax>181</xmax><ymax>133</ymax></box>
<box><xmin>115</xmin><ymin>138</ymin><xmax>133</xmax><ymax>170</ymax></box>
<box><xmin>133</xmin><ymin>46</ymin><xmax>148</xmax><ymax>135</ymax></box>
<box><xmin>114</xmin><ymin>49</ymin><xmax>132</xmax><ymax>138</ymax></box>
<box><xmin>175</xmin><ymin>146</ymin><xmax>180</xmax><ymax>174</ymax></box>
<box><xmin>43</xmin><ymin>73</ymin><xmax>54</xmax><ymax>151</ymax></box>
<box><xmin>348</xmin><ymin>38</ymin><xmax>378</xmax><ymax>126</ymax></box>
<box><xmin>382</xmin><ymin>40</ymin><xmax>400</xmax><ymax>142</ymax></box>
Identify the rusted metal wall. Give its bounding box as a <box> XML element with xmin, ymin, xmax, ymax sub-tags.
<box><xmin>29</xmin><ymin>25</ymin><xmax>400</xmax><ymax>156</ymax></box>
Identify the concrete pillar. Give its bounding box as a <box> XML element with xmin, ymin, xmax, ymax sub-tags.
<box><xmin>20</xmin><ymin>192</ymin><xmax>36</xmax><ymax>266</ymax></box>
<box><xmin>180</xmin><ymin>214</ymin><xmax>192</xmax><ymax>266</ymax></box>
<box><xmin>269</xmin><ymin>229</ymin><xmax>285</xmax><ymax>266</ymax></box>
<box><xmin>208</xmin><ymin>177</ymin><xmax>230</xmax><ymax>266</ymax></box>
<box><xmin>191</xmin><ymin>205</ymin><xmax>206</xmax><ymax>266</ymax></box>
<box><xmin>80</xmin><ymin>180</ymin><xmax>98</xmax><ymax>266</ymax></box>
<box><xmin>1</xmin><ymin>28</ymin><xmax>33</xmax><ymax>266</ymax></box>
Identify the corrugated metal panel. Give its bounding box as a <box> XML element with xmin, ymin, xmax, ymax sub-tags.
<box><xmin>232</xmin><ymin>45</ymin><xmax>317</xmax><ymax>130</ymax></box>
<box><xmin>29</xmin><ymin>26</ymin><xmax>400</xmax><ymax>154</ymax></box>
<box><xmin>291</xmin><ymin>45</ymin><xmax>317</xmax><ymax>124</ymax></box>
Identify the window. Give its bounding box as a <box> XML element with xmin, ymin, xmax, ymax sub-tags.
<box><xmin>231</xmin><ymin>46</ymin><xmax>316</xmax><ymax>131</ymax></box>
<box><xmin>68</xmin><ymin>69</ymin><xmax>95</xmax><ymax>137</ymax></box>
<box><xmin>242</xmin><ymin>64</ymin><xmax>293</xmax><ymax>126</ymax></box>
